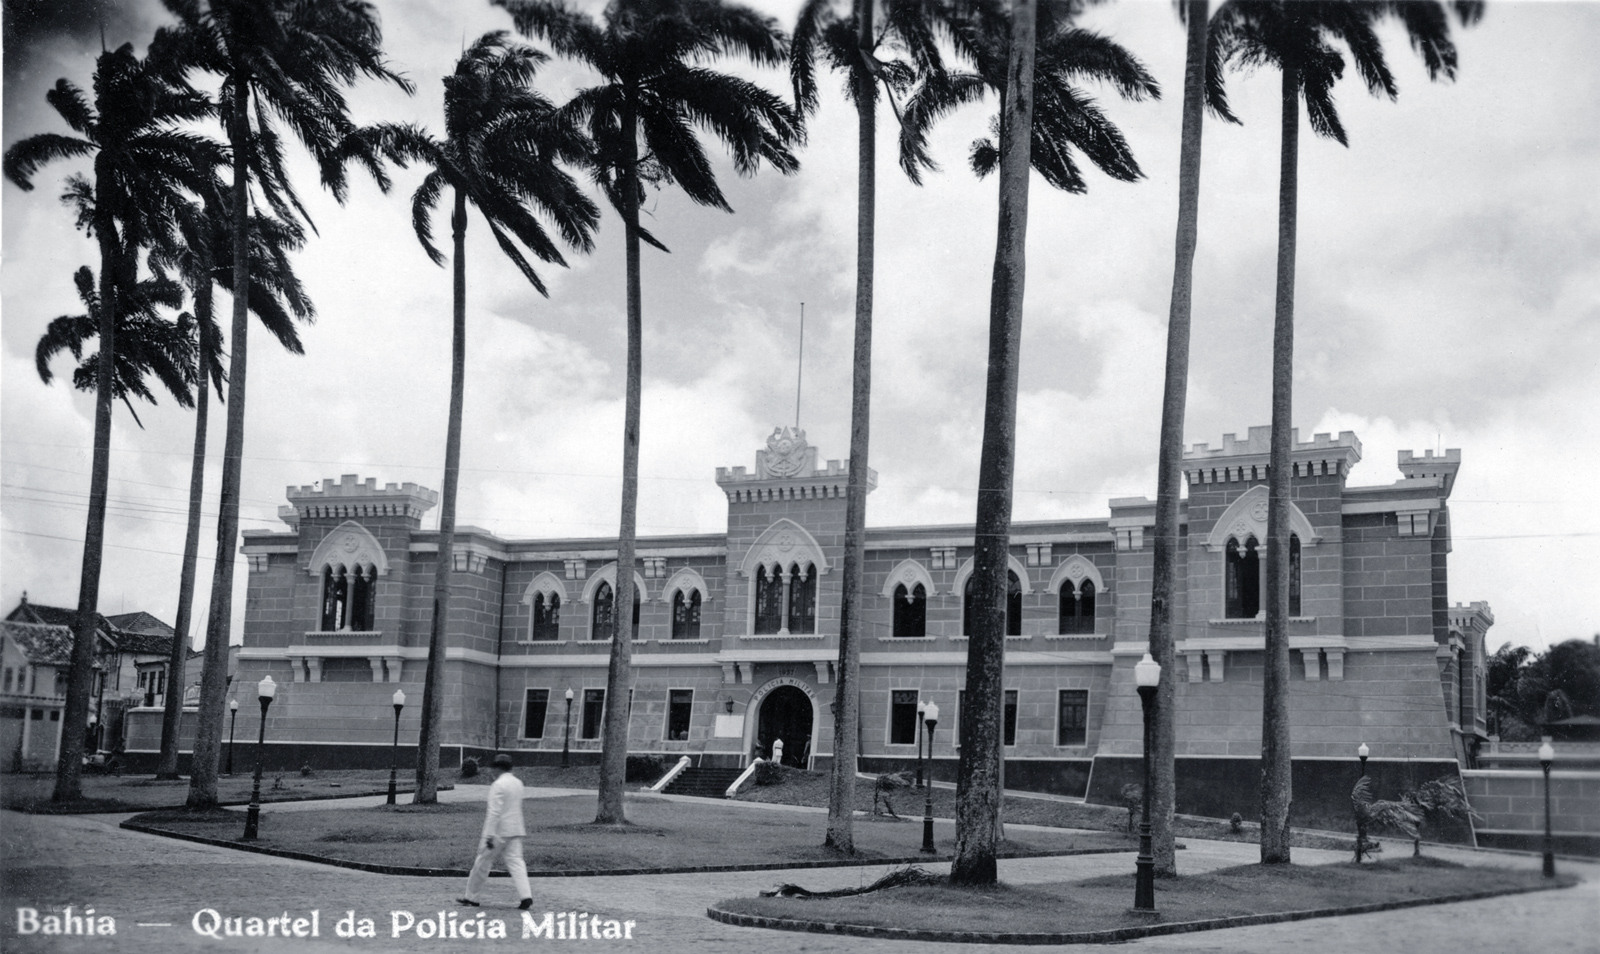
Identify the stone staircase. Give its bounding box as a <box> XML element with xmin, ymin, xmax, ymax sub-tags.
<box><xmin>662</xmin><ymin>766</ymin><xmax>744</xmax><ymax>799</ymax></box>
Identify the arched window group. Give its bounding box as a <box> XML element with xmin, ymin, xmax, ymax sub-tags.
<box><xmin>753</xmin><ymin>562</ymin><xmax>817</xmax><ymax>635</ymax></box>
<box><xmin>892</xmin><ymin>583</ymin><xmax>927</xmax><ymax>639</ymax></box>
<box><xmin>963</xmin><ymin>571</ymin><xmax>1022</xmax><ymax>637</ymax></box>
<box><xmin>590</xmin><ymin>580</ymin><xmax>640</xmax><ymax>641</ymax></box>
<box><xmin>1059</xmin><ymin>579</ymin><xmax>1096</xmax><ymax>634</ymax></box>
<box><xmin>1225</xmin><ymin>534</ymin><xmax>1301</xmax><ymax>618</ymax></box>
<box><xmin>320</xmin><ymin>564</ymin><xmax>376</xmax><ymax>631</ymax></box>
<box><xmin>672</xmin><ymin>589</ymin><xmax>703</xmax><ymax>639</ymax></box>
<box><xmin>532</xmin><ymin>591</ymin><xmax>561</xmax><ymax>640</ymax></box>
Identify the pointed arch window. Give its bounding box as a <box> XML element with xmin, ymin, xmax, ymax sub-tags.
<box><xmin>1289</xmin><ymin>534</ymin><xmax>1302</xmax><ymax>617</ymax></box>
<box><xmin>1225</xmin><ymin>536</ymin><xmax>1260</xmax><ymax>618</ymax></box>
<box><xmin>1059</xmin><ymin>579</ymin><xmax>1096</xmax><ymax>634</ymax></box>
<box><xmin>753</xmin><ymin>566</ymin><xmax>784</xmax><ymax>634</ymax></box>
<box><xmin>892</xmin><ymin>583</ymin><xmax>927</xmax><ymax>639</ymax></box>
<box><xmin>963</xmin><ymin>570</ymin><xmax>1022</xmax><ymax>636</ymax></box>
<box><xmin>671</xmin><ymin>589</ymin><xmax>702</xmax><ymax>640</ymax></box>
<box><xmin>787</xmin><ymin>562</ymin><xmax>817</xmax><ymax>633</ymax></box>
<box><xmin>591</xmin><ymin>581</ymin><xmax>639</xmax><ymax>641</ymax></box>
<box><xmin>320</xmin><ymin>564</ymin><xmax>376</xmax><ymax>631</ymax></box>
<box><xmin>532</xmin><ymin>592</ymin><xmax>561</xmax><ymax>641</ymax></box>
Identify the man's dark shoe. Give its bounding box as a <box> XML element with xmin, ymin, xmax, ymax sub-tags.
<box><xmin>519</xmin><ymin>899</ymin><xmax>533</xmax><ymax>911</ymax></box>
<box><xmin>456</xmin><ymin>898</ymin><xmax>480</xmax><ymax>907</ymax></box>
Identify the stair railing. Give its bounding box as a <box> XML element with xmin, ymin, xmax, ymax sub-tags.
<box><xmin>725</xmin><ymin>758</ymin><xmax>764</xmax><ymax>798</ymax></box>
<box><xmin>648</xmin><ymin>755</ymin><xmax>692</xmax><ymax>792</ymax></box>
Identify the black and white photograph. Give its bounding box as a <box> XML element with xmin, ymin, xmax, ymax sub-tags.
<box><xmin>2</xmin><ymin>0</ymin><xmax>1597</xmax><ymax>951</ymax></box>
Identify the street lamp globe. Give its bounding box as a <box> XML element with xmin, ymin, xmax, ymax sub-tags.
<box><xmin>1358</xmin><ymin>742</ymin><xmax>1369</xmax><ymax>759</ymax></box>
<box><xmin>565</xmin><ymin>688</ymin><xmax>575</xmax><ymax>701</ymax></box>
<box><xmin>925</xmin><ymin>701</ymin><xmax>939</xmax><ymax>723</ymax></box>
<box><xmin>1134</xmin><ymin>652</ymin><xmax>1161</xmax><ymax>688</ymax></box>
<box><xmin>1538</xmin><ymin>741</ymin><xmax>1554</xmax><ymax>764</ymax></box>
<box><xmin>257</xmin><ymin>674</ymin><xmax>277</xmax><ymax>702</ymax></box>
<box><xmin>229</xmin><ymin>698</ymin><xmax>239</xmax><ymax>713</ymax></box>
<box><xmin>393</xmin><ymin>689</ymin><xmax>406</xmax><ymax>708</ymax></box>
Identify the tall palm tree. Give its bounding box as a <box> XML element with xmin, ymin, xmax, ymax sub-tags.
<box><xmin>146</xmin><ymin>192</ymin><xmax>313</xmax><ymax>781</ymax></box>
<box><xmin>889</xmin><ymin>0</ymin><xmax>1157</xmax><ymax>884</ymax></box>
<box><xmin>789</xmin><ymin>0</ymin><xmax>948</xmax><ymax>855</ymax></box>
<box><xmin>1146</xmin><ymin>0</ymin><xmax>1210</xmax><ymax>879</ymax></box>
<box><xmin>154</xmin><ymin>0</ymin><xmax>412</xmax><ymax>810</ymax></box>
<box><xmin>4</xmin><ymin>43</ymin><xmax>219</xmax><ymax>802</ymax></box>
<box><xmin>1207</xmin><ymin>0</ymin><xmax>1475</xmax><ymax>864</ymax></box>
<box><xmin>350</xmin><ymin>30</ymin><xmax>599</xmax><ymax>804</ymax></box>
<box><xmin>497</xmin><ymin>0</ymin><xmax>802</xmax><ymax>826</ymax></box>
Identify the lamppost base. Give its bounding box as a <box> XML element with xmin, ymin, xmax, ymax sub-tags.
<box><xmin>1123</xmin><ymin>907</ymin><xmax>1161</xmax><ymax>919</ymax></box>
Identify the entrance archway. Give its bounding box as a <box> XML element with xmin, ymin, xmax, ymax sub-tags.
<box><xmin>757</xmin><ymin>685</ymin><xmax>813</xmax><ymax>767</ymax></box>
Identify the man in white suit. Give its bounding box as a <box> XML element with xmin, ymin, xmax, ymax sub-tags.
<box><xmin>458</xmin><ymin>753</ymin><xmax>532</xmax><ymax>909</ymax></box>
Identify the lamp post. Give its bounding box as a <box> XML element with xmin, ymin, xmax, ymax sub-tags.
<box><xmin>242</xmin><ymin>675</ymin><xmax>277</xmax><ymax>841</ymax></box>
<box><xmin>1358</xmin><ymin>742</ymin><xmax>1369</xmax><ymax>777</ymax></box>
<box><xmin>1354</xmin><ymin>742</ymin><xmax>1372</xmax><ymax>863</ymax></box>
<box><xmin>921</xmin><ymin>697</ymin><xmax>934</xmax><ymax>787</ymax></box>
<box><xmin>561</xmin><ymin>688</ymin><xmax>574</xmax><ymax>769</ymax></box>
<box><xmin>1133</xmin><ymin>653</ymin><xmax>1160</xmax><ymax>911</ymax></box>
<box><xmin>386</xmin><ymin>689</ymin><xmax>406</xmax><ymax>805</ymax></box>
<box><xmin>226</xmin><ymin>698</ymin><xmax>239</xmax><ymax>775</ymax></box>
<box><xmin>1539</xmin><ymin>739</ymin><xmax>1555</xmax><ymax>877</ymax></box>
<box><xmin>921</xmin><ymin>702</ymin><xmax>939</xmax><ymax>854</ymax></box>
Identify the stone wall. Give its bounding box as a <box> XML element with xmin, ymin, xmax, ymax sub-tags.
<box><xmin>1463</xmin><ymin>768</ymin><xmax>1600</xmax><ymax>855</ymax></box>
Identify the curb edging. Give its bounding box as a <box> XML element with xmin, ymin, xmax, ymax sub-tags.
<box><xmin>704</xmin><ymin>879</ymin><xmax>1579</xmax><ymax>945</ymax></box>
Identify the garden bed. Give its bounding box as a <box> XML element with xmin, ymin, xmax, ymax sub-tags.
<box><xmin>124</xmin><ymin>792</ymin><xmax>1132</xmax><ymax>874</ymax></box>
<box><xmin>710</xmin><ymin>856</ymin><xmax>1578</xmax><ymax>943</ymax></box>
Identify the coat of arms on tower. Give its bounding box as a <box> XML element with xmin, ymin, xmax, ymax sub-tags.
<box><xmin>756</xmin><ymin>426</ymin><xmax>814</xmax><ymax>479</ymax></box>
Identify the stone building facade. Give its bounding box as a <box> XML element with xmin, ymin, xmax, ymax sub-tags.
<box><xmin>128</xmin><ymin>425</ymin><xmax>1492</xmax><ymax>828</ymax></box>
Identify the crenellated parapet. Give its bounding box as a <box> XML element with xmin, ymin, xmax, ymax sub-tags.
<box><xmin>715</xmin><ymin>426</ymin><xmax>877</xmax><ymax>502</ymax></box>
<box><xmin>1183</xmin><ymin>426</ymin><xmax>1362</xmax><ymax>485</ymax></box>
<box><xmin>1398</xmin><ymin>448</ymin><xmax>1462</xmax><ymax>498</ymax></box>
<box><xmin>278</xmin><ymin>474</ymin><xmax>439</xmax><ymax>527</ymax></box>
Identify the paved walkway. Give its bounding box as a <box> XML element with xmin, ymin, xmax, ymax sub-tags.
<box><xmin>2</xmin><ymin>787</ymin><xmax>1595</xmax><ymax>953</ymax></box>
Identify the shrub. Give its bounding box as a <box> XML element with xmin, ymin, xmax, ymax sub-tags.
<box><xmin>299</xmin><ymin>764</ymin><xmax>313</xmax><ymax>777</ymax></box>
<box><xmin>1401</xmin><ymin>777</ymin><xmax>1480</xmax><ymax>856</ymax></box>
<box><xmin>626</xmin><ymin>754</ymin><xmax>670</xmax><ymax>783</ymax></box>
<box><xmin>1230</xmin><ymin>812</ymin><xmax>1244</xmax><ymax>834</ymax></box>
<box><xmin>754</xmin><ymin>760</ymin><xmax>786</xmax><ymax>786</ymax></box>
<box><xmin>1120</xmin><ymin>783</ymin><xmax>1143</xmax><ymax>833</ymax></box>
<box><xmin>460</xmin><ymin>757</ymin><xmax>479</xmax><ymax>778</ymax></box>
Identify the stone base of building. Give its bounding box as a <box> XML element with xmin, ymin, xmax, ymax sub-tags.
<box><xmin>121</xmin><ymin>742</ymin><xmax>450</xmax><ymax>776</ymax></box>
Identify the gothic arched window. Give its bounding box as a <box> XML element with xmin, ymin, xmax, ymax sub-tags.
<box><xmin>1059</xmin><ymin>579</ymin><xmax>1095</xmax><ymax>634</ymax></box>
<box><xmin>533</xmin><ymin>592</ymin><xmax>561</xmax><ymax>640</ymax></box>
<box><xmin>591</xmin><ymin>581</ymin><xmax>639</xmax><ymax>641</ymax></box>
<box><xmin>671</xmin><ymin>589</ymin><xmax>702</xmax><ymax>639</ymax></box>
<box><xmin>1289</xmin><ymin>533</ymin><xmax>1302</xmax><ymax>617</ymax></box>
<box><xmin>964</xmin><ymin>571</ymin><xmax>1021</xmax><ymax>636</ymax></box>
<box><xmin>892</xmin><ymin>583</ymin><xmax>927</xmax><ymax>639</ymax></box>
<box><xmin>788</xmin><ymin>562</ymin><xmax>817</xmax><ymax>633</ymax></box>
<box><xmin>754</xmin><ymin>565</ymin><xmax>784</xmax><ymax>634</ymax></box>
<box><xmin>1225</xmin><ymin>536</ymin><xmax>1261</xmax><ymax>618</ymax></box>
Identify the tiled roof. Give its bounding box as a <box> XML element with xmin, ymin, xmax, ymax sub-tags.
<box><xmin>2</xmin><ymin>621</ymin><xmax>74</xmax><ymax>666</ymax></box>
<box><xmin>115</xmin><ymin>629</ymin><xmax>175</xmax><ymax>655</ymax></box>
<box><xmin>107</xmin><ymin>611</ymin><xmax>175</xmax><ymax>636</ymax></box>
<box><xmin>7</xmin><ymin>602</ymin><xmax>173</xmax><ymax>656</ymax></box>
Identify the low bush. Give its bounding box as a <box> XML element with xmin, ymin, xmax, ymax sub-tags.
<box><xmin>626</xmin><ymin>754</ymin><xmax>672</xmax><ymax>783</ymax></box>
<box><xmin>460</xmin><ymin>757</ymin><xmax>478</xmax><ymax>778</ymax></box>
<box><xmin>754</xmin><ymin>761</ymin><xmax>787</xmax><ymax>786</ymax></box>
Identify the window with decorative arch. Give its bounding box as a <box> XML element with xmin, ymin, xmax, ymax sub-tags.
<box><xmin>1059</xmin><ymin>579</ymin><xmax>1095</xmax><ymax>634</ymax></box>
<box><xmin>591</xmin><ymin>581</ymin><xmax>640</xmax><ymax>641</ymax></box>
<box><xmin>671</xmin><ymin>590</ymin><xmax>702</xmax><ymax>639</ymax></box>
<box><xmin>1224</xmin><ymin>533</ymin><xmax>1301</xmax><ymax>618</ymax></box>
<box><xmin>308</xmin><ymin>521</ymin><xmax>388</xmax><ymax>632</ymax></box>
<box><xmin>752</xmin><ymin>562</ymin><xmax>817</xmax><ymax>635</ymax></box>
<box><xmin>892</xmin><ymin>583</ymin><xmax>927</xmax><ymax>639</ymax></box>
<box><xmin>963</xmin><ymin>571</ymin><xmax>1022</xmax><ymax>636</ymax></box>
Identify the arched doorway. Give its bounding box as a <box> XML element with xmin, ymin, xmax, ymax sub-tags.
<box><xmin>757</xmin><ymin>685</ymin><xmax>813</xmax><ymax>767</ymax></box>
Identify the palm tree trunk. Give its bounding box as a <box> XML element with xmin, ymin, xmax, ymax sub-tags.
<box><xmin>824</xmin><ymin>0</ymin><xmax>878</xmax><ymax>856</ymax></box>
<box><xmin>415</xmin><ymin>188</ymin><xmax>470</xmax><ymax>804</ymax></box>
<box><xmin>1259</xmin><ymin>63</ymin><xmax>1299</xmax><ymax>865</ymax></box>
<box><xmin>1148</xmin><ymin>0</ymin><xmax>1208</xmax><ymax>877</ymax></box>
<box><xmin>53</xmin><ymin>211</ymin><xmax>120</xmax><ymax>803</ymax></box>
<box><xmin>951</xmin><ymin>0</ymin><xmax>1036</xmax><ymax>887</ymax></box>
<box><xmin>157</xmin><ymin>270</ymin><xmax>213</xmax><ymax>780</ymax></box>
<box><xmin>596</xmin><ymin>104</ymin><xmax>643</xmax><ymax>826</ymax></box>
<box><xmin>188</xmin><ymin>89</ymin><xmax>253</xmax><ymax>810</ymax></box>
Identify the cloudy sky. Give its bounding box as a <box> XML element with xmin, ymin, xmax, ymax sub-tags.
<box><xmin>3</xmin><ymin>0</ymin><xmax>1596</xmax><ymax>654</ymax></box>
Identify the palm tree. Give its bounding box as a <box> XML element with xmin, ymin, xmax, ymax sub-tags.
<box><xmin>146</xmin><ymin>191</ymin><xmax>313</xmax><ymax>781</ymax></box>
<box><xmin>789</xmin><ymin>0</ymin><xmax>949</xmax><ymax>855</ymax></box>
<box><xmin>4</xmin><ymin>42</ymin><xmax>219</xmax><ymax>802</ymax></box>
<box><xmin>1146</xmin><ymin>0</ymin><xmax>1211</xmax><ymax>879</ymax></box>
<box><xmin>350</xmin><ymin>31</ymin><xmax>599</xmax><ymax>804</ymax></box>
<box><xmin>887</xmin><ymin>0</ymin><xmax>1157</xmax><ymax>884</ymax></box>
<box><xmin>496</xmin><ymin>0</ymin><xmax>802</xmax><ymax>826</ymax></box>
<box><xmin>154</xmin><ymin>0</ymin><xmax>412</xmax><ymax>810</ymax></box>
<box><xmin>1206</xmin><ymin>0</ymin><xmax>1476</xmax><ymax>864</ymax></box>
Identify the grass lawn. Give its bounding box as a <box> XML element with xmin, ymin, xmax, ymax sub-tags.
<box><xmin>0</xmin><ymin>769</ymin><xmax>448</xmax><ymax>814</ymax></box>
<box><xmin>715</xmin><ymin>856</ymin><xmax>1576</xmax><ymax>938</ymax></box>
<box><xmin>126</xmin><ymin>792</ymin><xmax>1133</xmax><ymax>873</ymax></box>
<box><xmin>734</xmin><ymin>766</ymin><xmax>1353</xmax><ymax>851</ymax></box>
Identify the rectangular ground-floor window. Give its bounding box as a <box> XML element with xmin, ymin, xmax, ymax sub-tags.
<box><xmin>955</xmin><ymin>689</ymin><xmax>1018</xmax><ymax>746</ymax></box>
<box><xmin>1057</xmin><ymin>689</ymin><xmax>1088</xmax><ymax>746</ymax></box>
<box><xmin>666</xmin><ymin>689</ymin><xmax>693</xmax><ymax>741</ymax></box>
<box><xmin>522</xmin><ymin>688</ymin><xmax>549</xmax><ymax>740</ymax></box>
<box><xmin>580</xmin><ymin>688</ymin><xmax>605</xmax><ymax>740</ymax></box>
<box><xmin>889</xmin><ymin>689</ymin><xmax>920</xmax><ymax>745</ymax></box>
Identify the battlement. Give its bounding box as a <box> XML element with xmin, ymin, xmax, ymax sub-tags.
<box><xmin>279</xmin><ymin>474</ymin><xmax>438</xmax><ymax>526</ymax></box>
<box><xmin>1399</xmin><ymin>448</ymin><xmax>1462</xmax><ymax>497</ymax></box>
<box><xmin>1448</xmin><ymin>600</ymin><xmax>1495</xmax><ymax>630</ymax></box>
<box><xmin>715</xmin><ymin>426</ymin><xmax>876</xmax><ymax>502</ymax></box>
<box><xmin>1184</xmin><ymin>426</ymin><xmax>1363</xmax><ymax>485</ymax></box>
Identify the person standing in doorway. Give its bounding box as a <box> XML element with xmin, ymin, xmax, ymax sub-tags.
<box><xmin>458</xmin><ymin>753</ymin><xmax>532</xmax><ymax>909</ymax></box>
